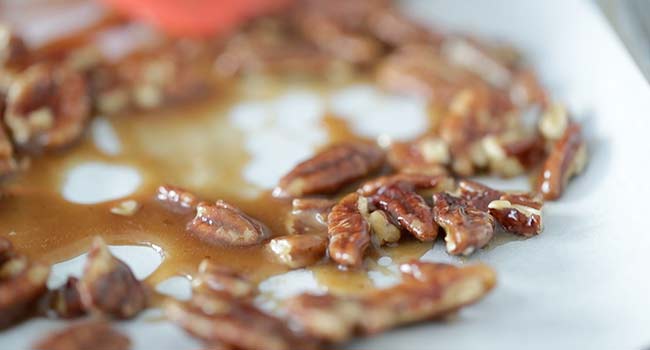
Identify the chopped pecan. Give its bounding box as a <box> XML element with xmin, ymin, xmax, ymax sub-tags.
<box><xmin>432</xmin><ymin>193</ymin><xmax>495</xmax><ymax>255</ymax></box>
<box><xmin>286</xmin><ymin>261</ymin><xmax>496</xmax><ymax>341</ymax></box>
<box><xmin>32</xmin><ymin>321</ymin><xmax>131</xmax><ymax>350</ymax></box>
<box><xmin>327</xmin><ymin>193</ymin><xmax>371</xmax><ymax>268</ymax></box>
<box><xmin>165</xmin><ymin>293</ymin><xmax>317</xmax><ymax>350</ymax></box>
<box><xmin>78</xmin><ymin>237</ymin><xmax>147</xmax><ymax>319</ymax></box>
<box><xmin>0</xmin><ymin>25</ymin><xmax>28</xmax><ymax>68</ymax></box>
<box><xmin>488</xmin><ymin>193</ymin><xmax>543</xmax><ymax>237</ymax></box>
<box><xmin>187</xmin><ymin>201</ymin><xmax>270</xmax><ymax>247</ymax></box>
<box><xmin>371</xmin><ymin>186</ymin><xmax>437</xmax><ymax>242</ymax></box>
<box><xmin>367</xmin><ymin>210</ymin><xmax>401</xmax><ymax>246</ymax></box>
<box><xmin>0</xmin><ymin>250</ymin><xmax>50</xmax><ymax>329</ymax></box>
<box><xmin>191</xmin><ymin>259</ymin><xmax>254</xmax><ymax>299</ymax></box>
<box><xmin>156</xmin><ymin>185</ymin><xmax>199</xmax><ymax>214</ymax></box>
<box><xmin>274</xmin><ymin>142</ymin><xmax>384</xmax><ymax>198</ymax></box>
<box><xmin>536</xmin><ymin>122</ymin><xmax>587</xmax><ymax>200</ymax></box>
<box><xmin>42</xmin><ymin>277</ymin><xmax>85</xmax><ymax>319</ymax></box>
<box><xmin>285</xmin><ymin>198</ymin><xmax>335</xmax><ymax>236</ymax></box>
<box><xmin>359</xmin><ymin>173</ymin><xmax>454</xmax><ymax>197</ymax></box>
<box><xmin>4</xmin><ymin>63</ymin><xmax>90</xmax><ymax>150</ymax></box>
<box><xmin>268</xmin><ymin>234</ymin><xmax>328</xmax><ymax>269</ymax></box>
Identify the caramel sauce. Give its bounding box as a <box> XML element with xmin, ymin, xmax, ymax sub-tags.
<box><xmin>0</xmin><ymin>80</ymin><xmax>436</xmax><ymax>299</ymax></box>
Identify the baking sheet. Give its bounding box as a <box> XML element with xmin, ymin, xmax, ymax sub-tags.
<box><xmin>2</xmin><ymin>0</ymin><xmax>650</xmax><ymax>349</ymax></box>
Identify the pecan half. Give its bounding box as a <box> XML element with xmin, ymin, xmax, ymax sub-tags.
<box><xmin>0</xmin><ymin>250</ymin><xmax>50</xmax><ymax>329</ymax></box>
<box><xmin>387</xmin><ymin>136</ymin><xmax>451</xmax><ymax>176</ymax></box>
<box><xmin>367</xmin><ymin>210</ymin><xmax>401</xmax><ymax>246</ymax></box>
<box><xmin>165</xmin><ymin>294</ymin><xmax>317</xmax><ymax>350</ymax></box>
<box><xmin>488</xmin><ymin>193</ymin><xmax>543</xmax><ymax>237</ymax></box>
<box><xmin>156</xmin><ymin>185</ymin><xmax>199</xmax><ymax>214</ymax></box>
<box><xmin>4</xmin><ymin>63</ymin><xmax>90</xmax><ymax>150</ymax></box>
<box><xmin>191</xmin><ymin>259</ymin><xmax>254</xmax><ymax>299</ymax></box>
<box><xmin>78</xmin><ymin>237</ymin><xmax>147</xmax><ymax>319</ymax></box>
<box><xmin>274</xmin><ymin>142</ymin><xmax>384</xmax><ymax>198</ymax></box>
<box><xmin>286</xmin><ymin>261</ymin><xmax>496</xmax><ymax>341</ymax></box>
<box><xmin>187</xmin><ymin>201</ymin><xmax>270</xmax><ymax>247</ymax></box>
<box><xmin>359</xmin><ymin>173</ymin><xmax>454</xmax><ymax>197</ymax></box>
<box><xmin>268</xmin><ymin>234</ymin><xmax>328</xmax><ymax>269</ymax></box>
<box><xmin>371</xmin><ymin>186</ymin><xmax>437</xmax><ymax>242</ymax></box>
<box><xmin>32</xmin><ymin>321</ymin><xmax>131</xmax><ymax>350</ymax></box>
<box><xmin>327</xmin><ymin>193</ymin><xmax>371</xmax><ymax>268</ymax></box>
<box><xmin>457</xmin><ymin>179</ymin><xmax>503</xmax><ymax>211</ymax></box>
<box><xmin>536</xmin><ymin>122</ymin><xmax>587</xmax><ymax>200</ymax></box>
<box><xmin>432</xmin><ymin>193</ymin><xmax>495</xmax><ymax>255</ymax></box>
<box><xmin>285</xmin><ymin>198</ymin><xmax>335</xmax><ymax>236</ymax></box>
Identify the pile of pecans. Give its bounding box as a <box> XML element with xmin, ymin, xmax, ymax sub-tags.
<box><xmin>0</xmin><ymin>0</ymin><xmax>589</xmax><ymax>349</ymax></box>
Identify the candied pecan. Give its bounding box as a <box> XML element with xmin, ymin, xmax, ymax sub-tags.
<box><xmin>536</xmin><ymin>122</ymin><xmax>587</xmax><ymax>200</ymax></box>
<box><xmin>488</xmin><ymin>193</ymin><xmax>543</xmax><ymax>237</ymax></box>
<box><xmin>432</xmin><ymin>193</ymin><xmax>495</xmax><ymax>255</ymax></box>
<box><xmin>165</xmin><ymin>294</ymin><xmax>317</xmax><ymax>350</ymax></box>
<box><xmin>457</xmin><ymin>179</ymin><xmax>502</xmax><ymax>211</ymax></box>
<box><xmin>360</xmin><ymin>261</ymin><xmax>496</xmax><ymax>333</ymax></box>
<box><xmin>191</xmin><ymin>259</ymin><xmax>254</xmax><ymax>299</ymax></box>
<box><xmin>187</xmin><ymin>201</ymin><xmax>270</xmax><ymax>247</ymax></box>
<box><xmin>268</xmin><ymin>234</ymin><xmax>328</xmax><ymax>269</ymax></box>
<box><xmin>294</xmin><ymin>12</ymin><xmax>382</xmax><ymax>65</ymax></box>
<box><xmin>78</xmin><ymin>237</ymin><xmax>147</xmax><ymax>319</ymax></box>
<box><xmin>274</xmin><ymin>142</ymin><xmax>384</xmax><ymax>198</ymax></box>
<box><xmin>359</xmin><ymin>173</ymin><xmax>454</xmax><ymax>197</ymax></box>
<box><xmin>286</xmin><ymin>261</ymin><xmax>496</xmax><ymax>341</ymax></box>
<box><xmin>387</xmin><ymin>136</ymin><xmax>451</xmax><ymax>175</ymax></box>
<box><xmin>327</xmin><ymin>193</ymin><xmax>371</xmax><ymax>268</ymax></box>
<box><xmin>367</xmin><ymin>210</ymin><xmax>400</xmax><ymax>246</ymax></box>
<box><xmin>285</xmin><ymin>198</ymin><xmax>335</xmax><ymax>236</ymax></box>
<box><xmin>483</xmin><ymin>130</ymin><xmax>546</xmax><ymax>176</ymax></box>
<box><xmin>0</xmin><ymin>25</ymin><xmax>28</xmax><ymax>68</ymax></box>
<box><xmin>366</xmin><ymin>5</ymin><xmax>439</xmax><ymax>46</ymax></box>
<box><xmin>42</xmin><ymin>277</ymin><xmax>85</xmax><ymax>319</ymax></box>
<box><xmin>0</xmin><ymin>253</ymin><xmax>50</xmax><ymax>329</ymax></box>
<box><xmin>510</xmin><ymin>68</ymin><xmax>548</xmax><ymax>107</ymax></box>
<box><xmin>284</xmin><ymin>293</ymin><xmax>363</xmax><ymax>343</ymax></box>
<box><xmin>371</xmin><ymin>186</ymin><xmax>437</xmax><ymax>242</ymax></box>
<box><xmin>4</xmin><ymin>63</ymin><xmax>90</xmax><ymax>150</ymax></box>
<box><xmin>32</xmin><ymin>321</ymin><xmax>131</xmax><ymax>350</ymax></box>
<box><xmin>156</xmin><ymin>185</ymin><xmax>198</xmax><ymax>214</ymax></box>
<box><xmin>538</xmin><ymin>103</ymin><xmax>569</xmax><ymax>141</ymax></box>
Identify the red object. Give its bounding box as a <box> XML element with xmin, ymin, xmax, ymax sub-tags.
<box><xmin>101</xmin><ymin>0</ymin><xmax>293</xmax><ymax>37</ymax></box>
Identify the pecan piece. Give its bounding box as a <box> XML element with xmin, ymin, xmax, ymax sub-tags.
<box><xmin>285</xmin><ymin>198</ymin><xmax>335</xmax><ymax>236</ymax></box>
<box><xmin>371</xmin><ymin>187</ymin><xmax>437</xmax><ymax>242</ymax></box>
<box><xmin>268</xmin><ymin>234</ymin><xmax>328</xmax><ymax>269</ymax></box>
<box><xmin>367</xmin><ymin>210</ymin><xmax>401</xmax><ymax>246</ymax></box>
<box><xmin>327</xmin><ymin>193</ymin><xmax>370</xmax><ymax>268</ymax></box>
<box><xmin>536</xmin><ymin>123</ymin><xmax>587</xmax><ymax>200</ymax></box>
<box><xmin>432</xmin><ymin>193</ymin><xmax>495</xmax><ymax>255</ymax></box>
<box><xmin>359</xmin><ymin>173</ymin><xmax>454</xmax><ymax>197</ymax></box>
<box><xmin>5</xmin><ymin>63</ymin><xmax>90</xmax><ymax>150</ymax></box>
<box><xmin>286</xmin><ymin>261</ymin><xmax>496</xmax><ymax>341</ymax></box>
<box><xmin>191</xmin><ymin>259</ymin><xmax>254</xmax><ymax>299</ymax></box>
<box><xmin>488</xmin><ymin>193</ymin><xmax>543</xmax><ymax>237</ymax></box>
<box><xmin>481</xmin><ymin>131</ymin><xmax>545</xmax><ymax>177</ymax></box>
<box><xmin>32</xmin><ymin>321</ymin><xmax>131</xmax><ymax>350</ymax></box>
<box><xmin>387</xmin><ymin>136</ymin><xmax>451</xmax><ymax>176</ymax></box>
<box><xmin>78</xmin><ymin>237</ymin><xmax>147</xmax><ymax>319</ymax></box>
<box><xmin>0</xmin><ymin>25</ymin><xmax>28</xmax><ymax>68</ymax></box>
<box><xmin>165</xmin><ymin>294</ymin><xmax>317</xmax><ymax>350</ymax></box>
<box><xmin>156</xmin><ymin>184</ymin><xmax>198</xmax><ymax>214</ymax></box>
<box><xmin>187</xmin><ymin>201</ymin><xmax>270</xmax><ymax>247</ymax></box>
<box><xmin>0</xmin><ymin>252</ymin><xmax>50</xmax><ymax>329</ymax></box>
<box><xmin>273</xmin><ymin>142</ymin><xmax>384</xmax><ymax>198</ymax></box>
